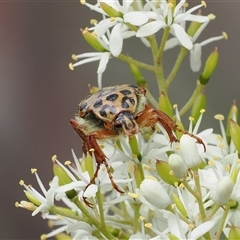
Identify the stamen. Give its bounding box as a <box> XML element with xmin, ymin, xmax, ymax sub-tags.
<box><xmin>80</xmin><ymin>0</ymin><xmax>85</xmax><ymax>5</ymax></box>
<box><xmin>31</xmin><ymin>168</ymin><xmax>37</xmax><ymax>174</ymax></box>
<box><xmin>128</xmin><ymin>192</ymin><xmax>139</xmax><ymax>199</ymax></box>
<box><xmin>64</xmin><ymin>161</ymin><xmax>71</xmax><ymax>165</ymax></box>
<box><xmin>222</xmin><ymin>32</ymin><xmax>228</xmax><ymax>40</ymax></box>
<box><xmin>90</xmin><ymin>19</ymin><xmax>98</xmax><ymax>25</ymax></box>
<box><xmin>208</xmin><ymin>13</ymin><xmax>216</xmax><ymax>20</ymax></box>
<box><xmin>19</xmin><ymin>180</ymin><xmax>24</xmax><ymax>185</ymax></box>
<box><xmin>69</xmin><ymin>63</ymin><xmax>74</xmax><ymax>70</ymax></box>
<box><xmin>145</xmin><ymin>223</ymin><xmax>152</xmax><ymax>228</ymax></box>
<box><xmin>52</xmin><ymin>155</ymin><xmax>57</xmax><ymax>161</ymax></box>
<box><xmin>71</xmin><ymin>54</ymin><xmax>78</xmax><ymax>61</ymax></box>
<box><xmin>201</xmin><ymin>1</ymin><xmax>207</xmax><ymax>8</ymax></box>
<box><xmin>214</xmin><ymin>114</ymin><xmax>224</xmax><ymax>121</ymax></box>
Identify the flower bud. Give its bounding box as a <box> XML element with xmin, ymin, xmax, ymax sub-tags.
<box><xmin>24</xmin><ymin>191</ymin><xmax>41</xmax><ymax>206</ymax></box>
<box><xmin>228</xmin><ymin>226</ymin><xmax>240</xmax><ymax>240</ymax></box>
<box><xmin>231</xmin><ymin>166</ymin><xmax>240</xmax><ymax>184</ymax></box>
<box><xmin>190</xmin><ymin>92</ymin><xmax>206</xmax><ymax>125</ymax></box>
<box><xmin>167</xmin><ymin>234</ymin><xmax>180</xmax><ymax>240</ymax></box>
<box><xmin>134</xmin><ymin>164</ymin><xmax>143</xmax><ymax>188</ymax></box>
<box><xmin>129</xmin><ymin>63</ymin><xmax>146</xmax><ymax>87</ymax></box>
<box><xmin>140</xmin><ymin>177</ymin><xmax>171</xmax><ymax>209</ymax></box>
<box><xmin>226</xmin><ymin>101</ymin><xmax>238</xmax><ymax>144</ymax></box>
<box><xmin>81</xmin><ymin>153</ymin><xmax>95</xmax><ymax>178</ymax></box>
<box><xmin>230</xmin><ymin>119</ymin><xmax>240</xmax><ymax>152</ymax></box>
<box><xmin>168</xmin><ymin>154</ymin><xmax>187</xmax><ymax>179</ymax></box>
<box><xmin>199</xmin><ymin>48</ymin><xmax>219</xmax><ymax>85</ymax></box>
<box><xmin>180</xmin><ymin>135</ymin><xmax>200</xmax><ymax>168</ymax></box>
<box><xmin>82</xmin><ymin>28</ymin><xmax>106</xmax><ymax>52</ymax></box>
<box><xmin>88</xmin><ymin>84</ymin><xmax>99</xmax><ymax>94</ymax></box>
<box><xmin>100</xmin><ymin>2</ymin><xmax>122</xmax><ymax>17</ymax></box>
<box><xmin>159</xmin><ymin>91</ymin><xmax>173</xmax><ymax>119</ymax></box>
<box><xmin>175</xmin><ymin>118</ymin><xmax>184</xmax><ymax>140</ymax></box>
<box><xmin>55</xmin><ymin>233</ymin><xmax>72</xmax><ymax>240</ymax></box>
<box><xmin>212</xmin><ymin>176</ymin><xmax>234</xmax><ymax>205</ymax></box>
<box><xmin>156</xmin><ymin>160</ymin><xmax>179</xmax><ymax>185</ymax></box>
<box><xmin>187</xmin><ymin>17</ymin><xmax>202</xmax><ymax>37</ymax></box>
<box><xmin>52</xmin><ymin>159</ymin><xmax>76</xmax><ymax>199</ymax></box>
<box><xmin>129</xmin><ymin>135</ymin><xmax>141</xmax><ymax>161</ymax></box>
<box><xmin>172</xmin><ymin>192</ymin><xmax>187</xmax><ymax>218</ymax></box>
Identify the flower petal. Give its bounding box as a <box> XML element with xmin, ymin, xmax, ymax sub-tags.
<box><xmin>136</xmin><ymin>20</ymin><xmax>166</xmax><ymax>37</ymax></box>
<box><xmin>109</xmin><ymin>23</ymin><xmax>123</xmax><ymax>57</ymax></box>
<box><xmin>97</xmin><ymin>52</ymin><xmax>110</xmax><ymax>73</ymax></box>
<box><xmin>124</xmin><ymin>11</ymin><xmax>149</xmax><ymax>26</ymax></box>
<box><xmin>171</xmin><ymin>23</ymin><xmax>193</xmax><ymax>50</ymax></box>
<box><xmin>190</xmin><ymin>43</ymin><xmax>202</xmax><ymax>72</ymax></box>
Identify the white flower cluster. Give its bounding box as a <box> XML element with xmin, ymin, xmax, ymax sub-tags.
<box><xmin>17</xmin><ymin>111</ymin><xmax>240</xmax><ymax>240</ymax></box>
<box><xmin>69</xmin><ymin>0</ymin><xmax>226</xmax><ymax>88</ymax></box>
<box><xmin>16</xmin><ymin>1</ymin><xmax>233</xmax><ymax>239</ymax></box>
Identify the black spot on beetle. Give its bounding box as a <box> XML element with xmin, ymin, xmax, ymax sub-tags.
<box><xmin>106</xmin><ymin>93</ymin><xmax>118</xmax><ymax>101</ymax></box>
<box><xmin>99</xmin><ymin>108</ymin><xmax>107</xmax><ymax>117</ymax></box>
<box><xmin>120</xmin><ymin>89</ymin><xmax>131</xmax><ymax>95</ymax></box>
<box><xmin>121</xmin><ymin>96</ymin><xmax>130</xmax><ymax>108</ymax></box>
<box><xmin>79</xmin><ymin>102</ymin><xmax>88</xmax><ymax>111</ymax></box>
<box><xmin>99</xmin><ymin>104</ymin><xmax>116</xmax><ymax>117</ymax></box>
<box><xmin>128</xmin><ymin>84</ymin><xmax>138</xmax><ymax>89</ymax></box>
<box><xmin>129</xmin><ymin>97</ymin><xmax>135</xmax><ymax>106</ymax></box>
<box><xmin>93</xmin><ymin>99</ymin><xmax>103</xmax><ymax>108</ymax></box>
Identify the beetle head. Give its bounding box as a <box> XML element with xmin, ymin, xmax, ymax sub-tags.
<box><xmin>114</xmin><ymin>111</ymin><xmax>139</xmax><ymax>136</ymax></box>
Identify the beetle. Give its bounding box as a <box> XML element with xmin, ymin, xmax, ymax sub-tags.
<box><xmin>70</xmin><ymin>84</ymin><xmax>205</xmax><ymax>207</ymax></box>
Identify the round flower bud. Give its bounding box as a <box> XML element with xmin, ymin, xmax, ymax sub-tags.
<box><xmin>180</xmin><ymin>135</ymin><xmax>200</xmax><ymax>168</ymax></box>
<box><xmin>140</xmin><ymin>177</ymin><xmax>171</xmax><ymax>209</ymax></box>
<box><xmin>212</xmin><ymin>176</ymin><xmax>234</xmax><ymax>206</ymax></box>
<box><xmin>228</xmin><ymin>226</ymin><xmax>240</xmax><ymax>239</ymax></box>
<box><xmin>169</xmin><ymin>154</ymin><xmax>187</xmax><ymax>179</ymax></box>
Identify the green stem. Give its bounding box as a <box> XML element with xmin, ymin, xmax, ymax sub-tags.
<box><xmin>178</xmin><ymin>80</ymin><xmax>204</xmax><ymax>117</ymax></box>
<box><xmin>193</xmin><ymin>169</ymin><xmax>206</xmax><ymax>220</ymax></box>
<box><xmin>118</xmin><ymin>54</ymin><xmax>155</xmax><ymax>72</ymax></box>
<box><xmin>146</xmin><ymin>88</ymin><xmax>158</xmax><ymax>109</ymax></box>
<box><xmin>72</xmin><ymin>197</ymin><xmax>115</xmax><ymax>240</ymax></box>
<box><xmin>166</xmin><ymin>47</ymin><xmax>188</xmax><ymax>86</ymax></box>
<box><xmin>96</xmin><ymin>189</ymin><xmax>107</xmax><ymax>229</ymax></box>
<box><xmin>133</xmin><ymin>203</ymin><xmax>141</xmax><ymax>233</ymax></box>
<box><xmin>193</xmin><ymin>170</ymin><xmax>212</xmax><ymax>240</ymax></box>
<box><xmin>156</xmin><ymin>27</ymin><xmax>170</xmax><ymax>66</ymax></box>
<box><xmin>147</xmin><ymin>34</ymin><xmax>168</xmax><ymax>93</ymax></box>
<box><xmin>49</xmin><ymin>205</ymin><xmax>85</xmax><ymax>222</ymax></box>
<box><xmin>205</xmin><ymin>204</ymin><xmax>220</xmax><ymax>222</ymax></box>
<box><xmin>214</xmin><ymin>204</ymin><xmax>230</xmax><ymax>240</ymax></box>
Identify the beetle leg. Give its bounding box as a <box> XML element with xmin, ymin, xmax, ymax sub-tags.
<box><xmin>136</xmin><ymin>105</ymin><xmax>206</xmax><ymax>151</ymax></box>
<box><xmin>70</xmin><ymin>119</ymin><xmax>124</xmax><ymax>207</ymax></box>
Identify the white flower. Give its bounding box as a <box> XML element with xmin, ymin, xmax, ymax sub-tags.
<box><xmin>189</xmin><ymin>32</ymin><xmax>227</xmax><ymax>72</ymax></box>
<box><xmin>124</xmin><ymin>0</ymin><xmax>209</xmax><ymax>49</ymax></box>
<box><xmin>83</xmin><ymin>0</ymin><xmax>135</xmax><ymax>57</ymax></box>
<box><xmin>20</xmin><ymin>169</ymin><xmax>59</xmax><ymax>217</ymax></box>
<box><xmin>164</xmin><ymin>13</ymin><xmax>227</xmax><ymax>72</ymax></box>
<box><xmin>70</xmin><ymin>51</ymin><xmax>110</xmax><ymax>89</ymax></box>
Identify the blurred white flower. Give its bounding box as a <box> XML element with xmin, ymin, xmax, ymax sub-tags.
<box><xmin>124</xmin><ymin>0</ymin><xmax>209</xmax><ymax>49</ymax></box>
